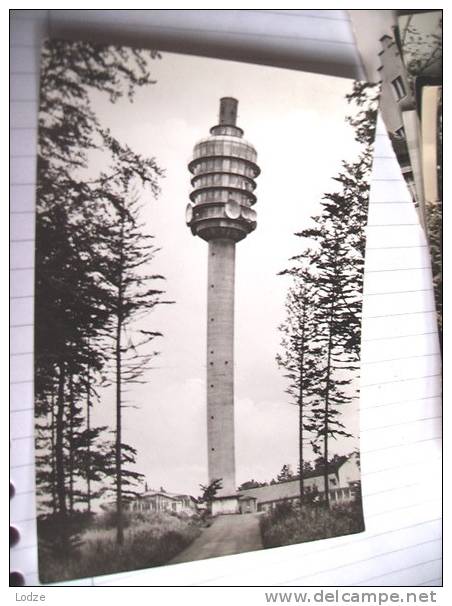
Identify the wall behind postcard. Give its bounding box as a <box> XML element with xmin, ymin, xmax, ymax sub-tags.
<box><xmin>10</xmin><ymin>9</ymin><xmax>441</xmax><ymax>587</ymax></box>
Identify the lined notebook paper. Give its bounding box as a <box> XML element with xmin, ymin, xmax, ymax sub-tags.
<box><xmin>10</xmin><ymin>9</ymin><xmax>441</xmax><ymax>587</ymax></box>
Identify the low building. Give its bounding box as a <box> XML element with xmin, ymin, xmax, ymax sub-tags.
<box><xmin>238</xmin><ymin>494</ymin><xmax>258</xmax><ymax>514</ymax></box>
<box><xmin>238</xmin><ymin>454</ymin><xmax>360</xmax><ymax>512</ymax></box>
<box><xmin>125</xmin><ymin>489</ymin><xmax>197</xmax><ymax>516</ymax></box>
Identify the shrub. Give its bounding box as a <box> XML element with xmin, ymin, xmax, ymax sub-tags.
<box><xmin>259</xmin><ymin>500</ymin><xmax>365</xmax><ymax>549</ymax></box>
<box><xmin>38</xmin><ymin>511</ymin><xmax>202</xmax><ymax>583</ymax></box>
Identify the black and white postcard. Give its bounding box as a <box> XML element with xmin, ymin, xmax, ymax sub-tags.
<box><xmin>34</xmin><ymin>39</ymin><xmax>379</xmax><ymax>583</ymax></box>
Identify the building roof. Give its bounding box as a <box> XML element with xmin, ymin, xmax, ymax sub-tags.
<box><xmin>139</xmin><ymin>490</ymin><xmax>195</xmax><ymax>501</ymax></box>
<box><xmin>302</xmin><ymin>456</ymin><xmax>348</xmax><ymax>478</ymax></box>
<box><xmin>238</xmin><ymin>456</ymin><xmax>352</xmax><ymax>504</ymax></box>
<box><xmin>239</xmin><ymin>480</ymin><xmax>303</xmax><ymax>503</ymax></box>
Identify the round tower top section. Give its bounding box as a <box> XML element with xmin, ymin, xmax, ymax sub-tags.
<box><xmin>186</xmin><ymin>98</ymin><xmax>260</xmax><ymax>243</ymax></box>
<box><xmin>219</xmin><ymin>97</ymin><xmax>238</xmax><ymax>125</ymax></box>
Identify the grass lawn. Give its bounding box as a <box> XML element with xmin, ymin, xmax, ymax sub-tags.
<box><xmin>38</xmin><ymin>511</ymin><xmax>202</xmax><ymax>583</ymax></box>
<box><xmin>260</xmin><ymin>500</ymin><xmax>365</xmax><ymax>548</ymax></box>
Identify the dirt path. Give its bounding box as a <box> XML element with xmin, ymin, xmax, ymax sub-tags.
<box><xmin>170</xmin><ymin>513</ymin><xmax>263</xmax><ymax>564</ymax></box>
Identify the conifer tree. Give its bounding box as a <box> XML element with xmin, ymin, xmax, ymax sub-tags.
<box><xmin>276</xmin><ymin>269</ymin><xmax>319</xmax><ymax>501</ymax></box>
<box><xmin>92</xmin><ymin>183</ymin><xmax>172</xmax><ymax>545</ymax></box>
<box><xmin>278</xmin><ymin>81</ymin><xmax>379</xmax><ymax>508</ymax></box>
<box><xmin>35</xmin><ymin>39</ymin><xmax>165</xmax><ymax>542</ymax></box>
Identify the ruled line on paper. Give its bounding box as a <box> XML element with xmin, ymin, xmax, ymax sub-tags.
<box><xmin>363</xmin><ymin>331</ymin><xmax>437</xmax><ymax>342</ymax></box>
<box><xmin>361</xmin><ymin>415</ymin><xmax>441</xmax><ymax>434</ymax></box>
<box><xmin>277</xmin><ymin>516</ymin><xmax>442</xmax><ymax>562</ymax></box>
<box><xmin>9</xmin><ymin>267</ymin><xmax>35</xmax><ymax>272</ymax></box>
<box><xmin>366</xmin><ymin>266</ymin><xmax>430</xmax><ymax>273</ymax></box>
<box><xmin>366</xmin><ymin>244</ymin><xmax>428</xmax><ymax>250</ymax></box>
<box><xmin>362</xmin><ymin>436</ymin><xmax>441</xmax><ymax>456</ymax></box>
<box><xmin>279</xmin><ymin>542</ymin><xmax>442</xmax><ymax>587</ymax></box>
<box><xmin>372</xmin><ymin>200</ymin><xmax>413</xmax><ymax>208</ymax></box>
<box><xmin>366</xmin><ymin>309</ymin><xmax>437</xmax><ymax>318</ymax></box>
<box><xmin>370</xmin><ymin>178</ymin><xmax>410</xmax><ymax>182</ymax></box>
<box><xmin>361</xmin><ymin>373</ymin><xmax>441</xmax><ymax>388</ymax></box>
<box><xmin>247</xmin><ymin>9</ymin><xmax>349</xmax><ymax>22</ymax></box>
<box><xmin>10</xmin><ymin>295</ymin><xmax>34</xmax><ymax>300</ymax></box>
<box><xmin>368</xmin><ymin>223</ymin><xmax>419</xmax><ymax>227</ymax></box>
<box><xmin>365</xmin><ymin>288</ymin><xmax>432</xmax><ymax>296</ymax></box>
<box><xmin>419</xmin><ymin>577</ymin><xmax>442</xmax><ymax>586</ymax></box>
<box><xmin>362</xmin><ymin>352</ymin><xmax>440</xmax><ymax>364</ymax></box>
<box><xmin>354</xmin><ymin>557</ymin><xmax>442</xmax><ymax>586</ymax></box>
<box><xmin>92</xmin><ymin>516</ymin><xmax>441</xmax><ymax>586</ymax></box>
<box><xmin>360</xmin><ymin>393</ymin><xmax>442</xmax><ymax>408</ymax></box>
<box><xmin>11</xmin><ymin>542</ymin><xmax>38</xmax><ymax>554</ymax></box>
<box><xmin>363</xmin><ymin>460</ymin><xmax>442</xmax><ymax>481</ymax></box>
<box><xmin>179</xmin><ymin>517</ymin><xmax>442</xmax><ymax>587</ymax></box>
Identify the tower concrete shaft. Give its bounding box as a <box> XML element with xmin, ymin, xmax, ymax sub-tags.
<box><xmin>207</xmin><ymin>239</ymin><xmax>236</xmax><ymax>496</ymax></box>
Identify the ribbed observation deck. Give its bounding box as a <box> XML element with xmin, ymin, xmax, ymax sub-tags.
<box><xmin>186</xmin><ymin>97</ymin><xmax>260</xmax><ymax>243</ymax></box>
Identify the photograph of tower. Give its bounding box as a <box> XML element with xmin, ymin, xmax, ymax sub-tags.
<box><xmin>33</xmin><ymin>41</ymin><xmax>379</xmax><ymax>583</ymax></box>
<box><xmin>186</xmin><ymin>97</ymin><xmax>260</xmax><ymax>514</ymax></box>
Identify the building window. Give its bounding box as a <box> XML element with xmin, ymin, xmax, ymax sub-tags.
<box><xmin>391</xmin><ymin>76</ymin><xmax>407</xmax><ymax>101</ymax></box>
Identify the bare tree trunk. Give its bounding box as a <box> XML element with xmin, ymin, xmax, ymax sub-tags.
<box><xmin>298</xmin><ymin>301</ymin><xmax>307</xmax><ymax>507</ymax></box>
<box><xmin>50</xmin><ymin>390</ymin><xmax>57</xmax><ymax>515</ymax></box>
<box><xmin>116</xmin><ymin>218</ymin><xmax>125</xmax><ymax>546</ymax></box>
<box><xmin>86</xmin><ymin>361</ymin><xmax>91</xmax><ymax>515</ymax></box>
<box><xmin>55</xmin><ymin>362</ymin><xmax>67</xmax><ymax>516</ymax></box>
<box><xmin>115</xmin><ymin>313</ymin><xmax>124</xmax><ymax>545</ymax></box>
<box><xmin>323</xmin><ymin>324</ymin><xmax>332</xmax><ymax>510</ymax></box>
<box><xmin>323</xmin><ymin>253</ymin><xmax>339</xmax><ymax>510</ymax></box>
<box><xmin>298</xmin><ymin>396</ymin><xmax>304</xmax><ymax>502</ymax></box>
<box><xmin>69</xmin><ymin>374</ymin><xmax>74</xmax><ymax>514</ymax></box>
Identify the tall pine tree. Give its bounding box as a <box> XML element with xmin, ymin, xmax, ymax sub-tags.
<box><xmin>35</xmin><ymin>40</ymin><xmax>165</xmax><ymax>538</ymax></box>
<box><xmin>278</xmin><ymin>81</ymin><xmax>379</xmax><ymax>508</ymax></box>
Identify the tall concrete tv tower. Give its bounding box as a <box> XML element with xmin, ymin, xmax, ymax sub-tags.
<box><xmin>186</xmin><ymin>97</ymin><xmax>260</xmax><ymax>514</ymax></box>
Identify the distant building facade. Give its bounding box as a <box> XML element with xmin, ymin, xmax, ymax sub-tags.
<box><xmin>124</xmin><ymin>489</ymin><xmax>197</xmax><ymax>516</ymax></box>
<box><xmin>377</xmin><ymin>34</ymin><xmax>421</xmax><ymax>209</ymax></box>
<box><xmin>238</xmin><ymin>454</ymin><xmax>361</xmax><ymax>513</ymax></box>
<box><xmin>119</xmin><ymin>455</ymin><xmax>360</xmax><ymax>518</ymax></box>
<box><xmin>378</xmin><ymin>34</ymin><xmax>415</xmax><ymax>130</ymax></box>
